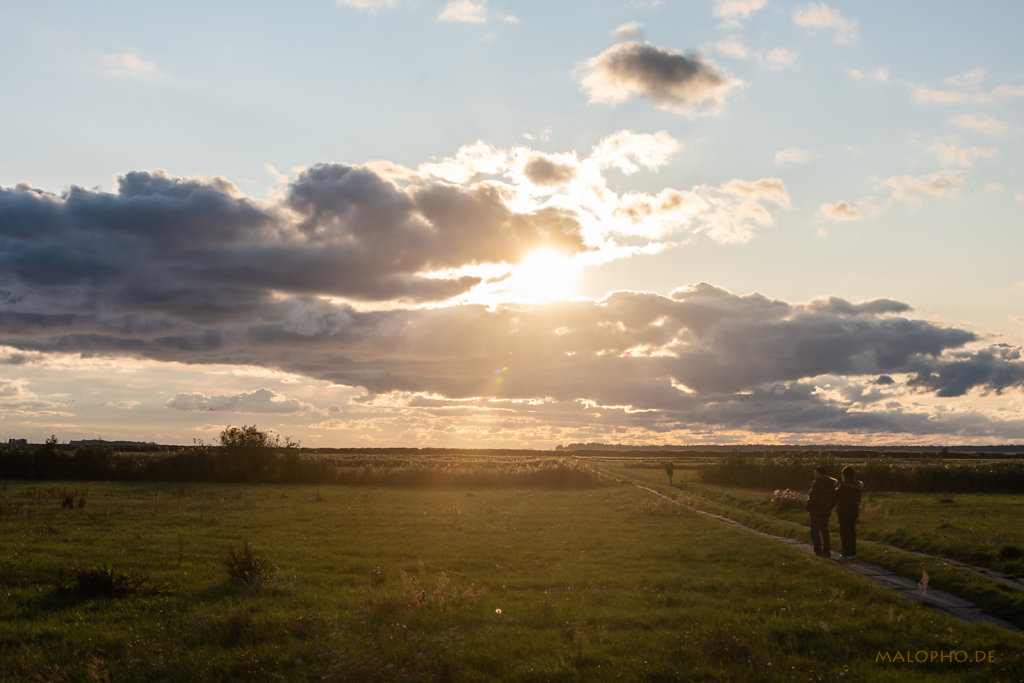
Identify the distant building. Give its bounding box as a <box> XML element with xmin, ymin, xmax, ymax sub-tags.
<box><xmin>7</xmin><ymin>438</ymin><xmax>28</xmax><ymax>445</ymax></box>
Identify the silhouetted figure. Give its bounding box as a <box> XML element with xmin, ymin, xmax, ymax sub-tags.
<box><xmin>835</xmin><ymin>465</ymin><xmax>863</xmax><ymax>560</ymax></box>
<box><xmin>665</xmin><ymin>461</ymin><xmax>674</xmax><ymax>485</ymax></box>
<box><xmin>806</xmin><ymin>465</ymin><xmax>837</xmax><ymax>558</ymax></box>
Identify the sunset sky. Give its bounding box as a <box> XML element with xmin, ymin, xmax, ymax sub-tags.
<box><xmin>2</xmin><ymin>1</ymin><xmax>1023</xmax><ymax>448</ymax></box>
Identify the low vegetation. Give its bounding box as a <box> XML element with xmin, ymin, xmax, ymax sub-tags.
<box><xmin>1</xmin><ymin>436</ymin><xmax>1022</xmax><ymax>680</ymax></box>
<box><xmin>701</xmin><ymin>453</ymin><xmax>1024</xmax><ymax>493</ymax></box>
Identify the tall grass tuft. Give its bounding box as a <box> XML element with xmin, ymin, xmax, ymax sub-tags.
<box><xmin>224</xmin><ymin>540</ymin><xmax>278</xmax><ymax>586</ymax></box>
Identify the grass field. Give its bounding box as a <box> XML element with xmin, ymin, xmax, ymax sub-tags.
<box><xmin>2</xmin><ymin>459</ymin><xmax>1023</xmax><ymax>681</ymax></box>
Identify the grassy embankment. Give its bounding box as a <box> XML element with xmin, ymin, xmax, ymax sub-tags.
<box><xmin>2</xmin><ymin>459</ymin><xmax>1022</xmax><ymax>681</ymax></box>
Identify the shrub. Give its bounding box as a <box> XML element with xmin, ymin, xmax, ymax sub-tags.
<box><xmin>58</xmin><ymin>564</ymin><xmax>148</xmax><ymax>598</ymax></box>
<box><xmin>769</xmin><ymin>488</ymin><xmax>806</xmax><ymax>511</ymax></box>
<box><xmin>224</xmin><ymin>539</ymin><xmax>278</xmax><ymax>586</ymax></box>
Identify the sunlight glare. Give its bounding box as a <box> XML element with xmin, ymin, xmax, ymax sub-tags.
<box><xmin>502</xmin><ymin>248</ymin><xmax>580</xmax><ymax>303</ymax></box>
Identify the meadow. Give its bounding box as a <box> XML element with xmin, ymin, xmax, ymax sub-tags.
<box><xmin>1</xmin><ymin>448</ymin><xmax>1023</xmax><ymax>681</ymax></box>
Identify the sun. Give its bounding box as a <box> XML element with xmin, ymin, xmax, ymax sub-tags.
<box><xmin>502</xmin><ymin>248</ymin><xmax>580</xmax><ymax>303</ymax></box>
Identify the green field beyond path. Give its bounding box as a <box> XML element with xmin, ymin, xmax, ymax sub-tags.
<box><xmin>2</xmin><ymin>477</ymin><xmax>1022</xmax><ymax>681</ymax></box>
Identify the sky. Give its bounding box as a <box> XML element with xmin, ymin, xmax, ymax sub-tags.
<box><xmin>2</xmin><ymin>0</ymin><xmax>1024</xmax><ymax>448</ymax></box>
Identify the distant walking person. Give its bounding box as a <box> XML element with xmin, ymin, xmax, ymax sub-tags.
<box><xmin>806</xmin><ymin>465</ymin><xmax>837</xmax><ymax>558</ymax></box>
<box><xmin>835</xmin><ymin>465</ymin><xmax>863</xmax><ymax>561</ymax></box>
<box><xmin>665</xmin><ymin>461</ymin><xmax>674</xmax><ymax>486</ymax></box>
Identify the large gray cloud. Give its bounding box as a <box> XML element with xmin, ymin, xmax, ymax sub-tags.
<box><xmin>4</xmin><ymin>166</ymin><xmax>1023</xmax><ymax>440</ymax></box>
<box><xmin>0</xmin><ymin>166</ymin><xmax>587</xmax><ymax>313</ymax></box>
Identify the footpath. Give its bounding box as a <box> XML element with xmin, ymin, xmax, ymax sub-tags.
<box><xmin>634</xmin><ymin>484</ymin><xmax>1023</xmax><ymax>635</ymax></box>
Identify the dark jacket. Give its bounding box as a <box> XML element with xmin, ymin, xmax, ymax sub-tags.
<box><xmin>835</xmin><ymin>479</ymin><xmax>863</xmax><ymax>516</ymax></box>
<box><xmin>806</xmin><ymin>475</ymin><xmax>838</xmax><ymax>515</ymax></box>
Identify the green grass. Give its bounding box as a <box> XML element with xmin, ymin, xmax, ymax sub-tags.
<box><xmin>1</xmin><ymin>478</ymin><xmax>1022</xmax><ymax>681</ymax></box>
<box><xmin>610</xmin><ymin>463</ymin><xmax>1024</xmax><ymax>629</ymax></box>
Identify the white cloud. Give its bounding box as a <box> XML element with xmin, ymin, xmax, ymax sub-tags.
<box><xmin>336</xmin><ymin>0</ymin><xmax>400</xmax><ymax>10</ymax></box>
<box><xmin>849</xmin><ymin>66</ymin><xmax>889</xmax><ymax>83</ymax></box>
<box><xmin>818</xmin><ymin>200</ymin><xmax>862</xmax><ymax>222</ymax></box>
<box><xmin>926</xmin><ymin>140</ymin><xmax>997</xmax><ymax>167</ymax></box>
<box><xmin>438</xmin><ymin>0</ymin><xmax>516</xmax><ymax>24</ymax></box>
<box><xmin>713</xmin><ymin>0</ymin><xmax>770</xmax><ymax>23</ymax></box>
<box><xmin>590</xmin><ymin>130</ymin><xmax>682</xmax><ymax>174</ymax></box>
<box><xmin>713</xmin><ymin>35</ymin><xmax>750</xmax><ymax>60</ymax></box>
<box><xmin>613</xmin><ymin>21</ymin><xmax>645</xmax><ymax>43</ymax></box>
<box><xmin>712</xmin><ymin>36</ymin><xmax>796</xmax><ymax>71</ymax></box>
<box><xmin>912</xmin><ymin>69</ymin><xmax>1024</xmax><ymax>105</ymax></box>
<box><xmin>881</xmin><ymin>170</ymin><xmax>967</xmax><ymax>204</ymax></box>
<box><xmin>945</xmin><ymin>67</ymin><xmax>987</xmax><ymax>88</ymax></box>
<box><xmin>759</xmin><ymin>47</ymin><xmax>797</xmax><ymax>70</ymax></box>
<box><xmin>948</xmin><ymin>113</ymin><xmax>1014</xmax><ymax>136</ymax></box>
<box><xmin>774</xmin><ymin>147</ymin><xmax>812</xmax><ymax>165</ymax></box>
<box><xmin>439</xmin><ymin>0</ymin><xmax>487</xmax><ymax>23</ymax></box>
<box><xmin>102</xmin><ymin>53</ymin><xmax>163</xmax><ymax>80</ymax></box>
<box><xmin>793</xmin><ymin>3</ymin><xmax>857</xmax><ymax>44</ymax></box>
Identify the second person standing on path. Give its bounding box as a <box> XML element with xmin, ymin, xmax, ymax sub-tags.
<box><xmin>806</xmin><ymin>465</ymin><xmax>837</xmax><ymax>558</ymax></box>
<box><xmin>835</xmin><ymin>465</ymin><xmax>863</xmax><ymax>560</ymax></box>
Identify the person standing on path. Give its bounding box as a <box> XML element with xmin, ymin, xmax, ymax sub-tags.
<box><xmin>806</xmin><ymin>465</ymin><xmax>837</xmax><ymax>558</ymax></box>
<box><xmin>835</xmin><ymin>465</ymin><xmax>863</xmax><ymax>560</ymax></box>
<box><xmin>665</xmin><ymin>461</ymin><xmax>674</xmax><ymax>486</ymax></box>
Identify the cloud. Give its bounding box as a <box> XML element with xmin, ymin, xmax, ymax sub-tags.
<box><xmin>760</xmin><ymin>47</ymin><xmax>797</xmax><ymax>70</ymax></box>
<box><xmin>912</xmin><ymin>69</ymin><xmax>1024</xmax><ymax>105</ymax></box>
<box><xmin>909</xmin><ymin>345</ymin><xmax>1024</xmax><ymax>397</ymax></box>
<box><xmin>167</xmin><ymin>388</ymin><xmax>314</xmax><ymax>414</ymax></box>
<box><xmin>0</xmin><ymin>136</ymin><xmax>795</xmax><ymax>339</ymax></box>
<box><xmin>438</xmin><ymin>0</ymin><xmax>517</xmax><ymax>24</ymax></box>
<box><xmin>946</xmin><ymin>68</ymin><xmax>987</xmax><ymax>88</ymax></box>
<box><xmin>713</xmin><ymin>0</ymin><xmax>770</xmax><ymax>24</ymax></box>
<box><xmin>337</xmin><ymin>0</ymin><xmax>400</xmax><ymax>10</ymax></box>
<box><xmin>818</xmin><ymin>200</ymin><xmax>862</xmax><ymax>222</ymax></box>
<box><xmin>880</xmin><ymin>170</ymin><xmax>967</xmax><ymax>204</ymax></box>
<box><xmin>948</xmin><ymin>113</ymin><xmax>1014</xmax><ymax>136</ymax></box>
<box><xmin>577</xmin><ymin>42</ymin><xmax>742</xmax><ymax>117</ymax></box>
<box><xmin>102</xmin><ymin>53</ymin><xmax>163</xmax><ymax>80</ymax></box>
<box><xmin>712</xmin><ymin>36</ymin><xmax>796</xmax><ymax>71</ymax></box>
<box><xmin>613</xmin><ymin>22</ymin><xmax>645</xmax><ymax>43</ymax></box>
<box><xmin>590</xmin><ymin>130</ymin><xmax>682</xmax><ymax>174</ymax></box>
<box><xmin>926</xmin><ymin>140</ymin><xmax>997</xmax><ymax>167</ymax></box>
<box><xmin>849</xmin><ymin>66</ymin><xmax>889</xmax><ymax>83</ymax></box>
<box><xmin>793</xmin><ymin>3</ymin><xmax>857</xmax><ymax>44</ymax></box>
<box><xmin>774</xmin><ymin>147</ymin><xmax>812</xmax><ymax>165</ymax></box>
<box><xmin>522</xmin><ymin>156</ymin><xmax>578</xmax><ymax>186</ymax></box>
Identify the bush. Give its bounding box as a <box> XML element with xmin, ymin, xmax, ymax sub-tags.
<box><xmin>224</xmin><ymin>540</ymin><xmax>278</xmax><ymax>586</ymax></box>
<box><xmin>58</xmin><ymin>564</ymin><xmax>148</xmax><ymax>598</ymax></box>
<box><xmin>769</xmin><ymin>488</ymin><xmax>806</xmax><ymax>511</ymax></box>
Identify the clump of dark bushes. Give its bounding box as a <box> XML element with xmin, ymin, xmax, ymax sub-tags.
<box><xmin>57</xmin><ymin>564</ymin><xmax>149</xmax><ymax>598</ymax></box>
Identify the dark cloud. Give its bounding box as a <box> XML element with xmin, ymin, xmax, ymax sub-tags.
<box><xmin>579</xmin><ymin>42</ymin><xmax>741</xmax><ymax>116</ymax></box>
<box><xmin>908</xmin><ymin>345</ymin><xmax>1024</xmax><ymax>397</ymax></box>
<box><xmin>0</xmin><ymin>166</ymin><xmax>590</xmax><ymax>312</ymax></box>
<box><xmin>3</xmin><ymin>262</ymin><xmax>1019</xmax><ymax>437</ymax></box>
<box><xmin>523</xmin><ymin>156</ymin><xmax>578</xmax><ymax>186</ymax></box>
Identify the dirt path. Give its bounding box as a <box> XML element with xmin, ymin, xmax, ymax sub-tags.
<box><xmin>633</xmin><ymin>484</ymin><xmax>1023</xmax><ymax>634</ymax></box>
